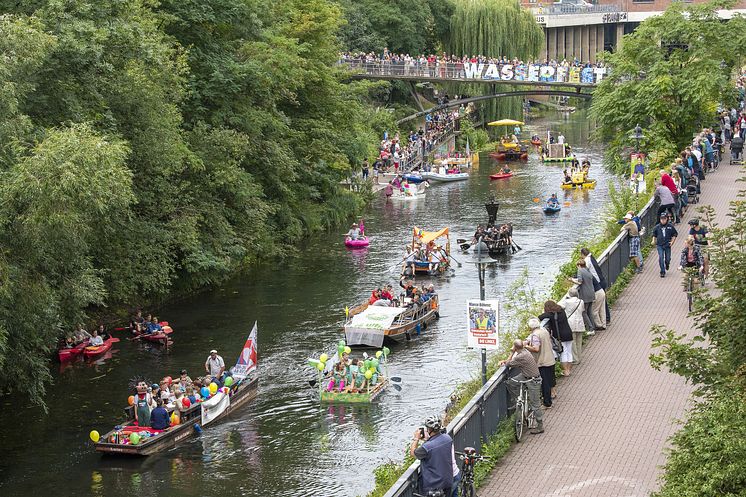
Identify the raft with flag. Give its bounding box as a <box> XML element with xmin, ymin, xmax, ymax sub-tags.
<box><xmin>91</xmin><ymin>323</ymin><xmax>260</xmax><ymax>456</ymax></box>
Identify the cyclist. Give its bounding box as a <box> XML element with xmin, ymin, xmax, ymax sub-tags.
<box><xmin>678</xmin><ymin>237</ymin><xmax>704</xmax><ymax>278</ymax></box>
<box><xmin>410</xmin><ymin>415</ymin><xmax>454</xmax><ymax>496</ymax></box>
<box><xmin>688</xmin><ymin>218</ymin><xmax>710</xmax><ymax>278</ymax></box>
<box><xmin>499</xmin><ymin>338</ymin><xmax>544</xmax><ymax>434</ymax></box>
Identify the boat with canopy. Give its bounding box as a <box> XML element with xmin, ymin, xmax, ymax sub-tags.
<box><xmin>404</xmin><ymin>227</ymin><xmax>452</xmax><ymax>276</ymax></box>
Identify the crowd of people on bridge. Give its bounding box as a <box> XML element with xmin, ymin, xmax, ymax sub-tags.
<box><xmin>339</xmin><ymin>51</ymin><xmax>606</xmax><ymax>80</ymax></box>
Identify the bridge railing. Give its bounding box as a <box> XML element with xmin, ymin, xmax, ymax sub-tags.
<box><xmin>342</xmin><ymin>60</ymin><xmax>472</xmax><ymax>79</ymax></box>
<box><xmin>532</xmin><ymin>4</ymin><xmax>620</xmax><ymax>16</ymax></box>
<box><xmin>380</xmin><ymin>192</ymin><xmax>658</xmax><ymax>497</ymax></box>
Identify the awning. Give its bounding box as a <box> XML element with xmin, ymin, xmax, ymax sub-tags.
<box><xmin>345</xmin><ymin>307</ymin><xmax>407</xmax><ymax>347</ymax></box>
<box><xmin>487</xmin><ymin>119</ymin><xmax>524</xmax><ymax>126</ymax></box>
<box><xmin>413</xmin><ymin>227</ymin><xmax>450</xmax><ymax>245</ymax></box>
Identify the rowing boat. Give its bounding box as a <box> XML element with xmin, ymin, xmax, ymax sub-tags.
<box><xmin>132</xmin><ymin>323</ymin><xmax>174</xmax><ymax>344</ymax></box>
<box><xmin>58</xmin><ymin>340</ymin><xmax>88</xmax><ymax>362</ymax></box>
<box><xmin>344</xmin><ymin>296</ymin><xmax>439</xmax><ymax>347</ymax></box>
<box><xmin>421</xmin><ymin>171</ymin><xmax>469</xmax><ymax>182</ymax></box>
<box><xmin>561</xmin><ymin>179</ymin><xmax>597</xmax><ymax>190</ymax></box>
<box><xmin>94</xmin><ymin>324</ymin><xmax>259</xmax><ymax>456</ymax></box>
<box><xmin>84</xmin><ymin>338</ymin><xmax>117</xmax><ymax>359</ymax></box>
<box><xmin>489</xmin><ymin>172</ymin><xmax>513</xmax><ymax>180</ymax></box>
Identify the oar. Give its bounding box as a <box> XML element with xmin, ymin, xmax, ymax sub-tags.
<box><xmin>456</xmin><ymin>238</ymin><xmax>469</xmax><ymax>244</ymax></box>
<box><xmin>447</xmin><ymin>252</ymin><xmax>463</xmax><ymax>267</ymax></box>
<box><xmin>512</xmin><ymin>240</ymin><xmax>523</xmax><ymax>251</ymax></box>
<box><xmin>459</xmin><ymin>242</ymin><xmax>471</xmax><ymax>251</ymax></box>
<box><xmin>392</xmin><ymin>383</ymin><xmax>402</xmax><ymax>391</ymax></box>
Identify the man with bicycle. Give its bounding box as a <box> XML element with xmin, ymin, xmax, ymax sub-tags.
<box><xmin>499</xmin><ymin>338</ymin><xmax>544</xmax><ymax>434</ymax></box>
<box><xmin>410</xmin><ymin>415</ymin><xmax>454</xmax><ymax>496</ymax></box>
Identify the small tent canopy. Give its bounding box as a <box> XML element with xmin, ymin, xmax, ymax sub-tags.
<box><xmin>413</xmin><ymin>227</ymin><xmax>450</xmax><ymax>246</ymax></box>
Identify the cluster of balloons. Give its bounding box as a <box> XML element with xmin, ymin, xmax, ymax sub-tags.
<box><xmin>307</xmin><ymin>344</ymin><xmax>392</xmax><ymax>374</ymax></box>
<box><xmin>170</xmin><ymin>413</ymin><xmax>180</xmax><ymax>426</ymax></box>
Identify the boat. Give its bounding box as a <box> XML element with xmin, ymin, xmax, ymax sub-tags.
<box><xmin>313</xmin><ymin>347</ymin><xmax>393</xmax><ymax>403</ymax></box>
<box><xmin>58</xmin><ymin>340</ymin><xmax>89</xmax><ymax>362</ymax></box>
<box><xmin>320</xmin><ymin>379</ymin><xmax>389</xmax><ymax>403</ymax></box>
<box><xmin>345</xmin><ymin>236</ymin><xmax>369</xmax><ymax>248</ymax></box>
<box><xmin>132</xmin><ymin>323</ymin><xmax>174</xmax><ymax>344</ymax></box>
<box><xmin>403</xmin><ymin>227</ymin><xmax>452</xmax><ymax>276</ymax></box>
<box><xmin>541</xmin><ymin>142</ymin><xmax>575</xmax><ymax>163</ymax></box>
<box><xmin>402</xmin><ymin>173</ymin><xmax>425</xmax><ymax>184</ymax></box>
<box><xmin>390</xmin><ymin>182</ymin><xmax>427</xmax><ymax>201</ymax></box>
<box><xmin>94</xmin><ymin>324</ymin><xmax>259</xmax><ymax>456</ymax></box>
<box><xmin>344</xmin><ymin>297</ymin><xmax>440</xmax><ymax>347</ymax></box>
<box><xmin>530</xmin><ymin>139</ymin><xmax>542</xmax><ymax>146</ymax></box>
<box><xmin>558</xmin><ymin>106</ymin><xmax>576</xmax><ymax>113</ymax></box>
<box><xmin>489</xmin><ymin>172</ymin><xmax>514</xmax><ymax>180</ymax></box>
<box><xmin>543</xmin><ymin>204</ymin><xmax>562</xmax><ymax>213</ymax></box>
<box><xmin>84</xmin><ymin>337</ymin><xmax>118</xmax><ymax>359</ymax></box>
<box><xmin>421</xmin><ymin>169</ymin><xmax>470</xmax><ymax>182</ymax></box>
<box><xmin>487</xmin><ymin>119</ymin><xmax>529</xmax><ymax>161</ymax></box>
<box><xmin>561</xmin><ymin>179</ymin><xmax>597</xmax><ymax>190</ymax></box>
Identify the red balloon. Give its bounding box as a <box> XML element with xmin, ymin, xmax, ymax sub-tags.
<box><xmin>164</xmin><ymin>376</ymin><xmax>172</xmax><ymax>385</ymax></box>
<box><xmin>182</xmin><ymin>398</ymin><xmax>191</xmax><ymax>408</ymax></box>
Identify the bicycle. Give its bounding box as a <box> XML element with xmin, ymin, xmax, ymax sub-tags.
<box><xmin>681</xmin><ymin>266</ymin><xmax>703</xmax><ymax>312</ymax></box>
<box><xmin>509</xmin><ymin>377</ymin><xmax>537</xmax><ymax>442</ymax></box>
<box><xmin>456</xmin><ymin>447</ymin><xmax>490</xmax><ymax>497</ymax></box>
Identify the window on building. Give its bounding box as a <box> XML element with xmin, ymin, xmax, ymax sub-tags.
<box><xmin>632</xmin><ymin>0</ymin><xmax>654</xmax><ymax>3</ymax></box>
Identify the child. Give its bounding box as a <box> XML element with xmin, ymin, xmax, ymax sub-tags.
<box><xmin>327</xmin><ymin>362</ymin><xmax>346</xmax><ymax>392</ymax></box>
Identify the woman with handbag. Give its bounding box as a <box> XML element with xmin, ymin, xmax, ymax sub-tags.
<box><xmin>559</xmin><ymin>288</ymin><xmax>586</xmax><ymax>365</ymax></box>
<box><xmin>539</xmin><ymin>300</ymin><xmax>575</xmax><ymax>377</ymax></box>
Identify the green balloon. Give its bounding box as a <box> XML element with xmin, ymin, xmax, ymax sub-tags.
<box><xmin>316</xmin><ymin>362</ymin><xmax>325</xmax><ymax>371</ymax></box>
<box><xmin>383</xmin><ymin>346</ymin><xmax>391</xmax><ymax>356</ymax></box>
<box><xmin>371</xmin><ymin>358</ymin><xmax>379</xmax><ymax>368</ymax></box>
<box><xmin>308</xmin><ymin>359</ymin><xmax>320</xmax><ymax>368</ymax></box>
<box><xmin>337</xmin><ymin>345</ymin><xmax>345</xmax><ymax>355</ymax></box>
<box><xmin>129</xmin><ymin>433</ymin><xmax>140</xmax><ymax>445</ymax></box>
<box><xmin>224</xmin><ymin>376</ymin><xmax>234</xmax><ymax>387</ymax></box>
<box><xmin>338</xmin><ymin>339</ymin><xmax>346</xmax><ymax>348</ymax></box>
<box><xmin>364</xmin><ymin>359</ymin><xmax>371</xmax><ymax>370</ymax></box>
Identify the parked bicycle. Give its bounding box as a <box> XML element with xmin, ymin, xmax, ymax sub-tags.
<box><xmin>509</xmin><ymin>377</ymin><xmax>537</xmax><ymax>442</ymax></box>
<box><xmin>456</xmin><ymin>447</ymin><xmax>489</xmax><ymax>497</ymax></box>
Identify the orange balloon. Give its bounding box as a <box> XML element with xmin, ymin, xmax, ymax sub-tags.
<box><xmin>128</xmin><ymin>395</ymin><xmax>135</xmax><ymax>406</ymax></box>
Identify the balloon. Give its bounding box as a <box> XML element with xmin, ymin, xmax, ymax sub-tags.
<box><xmin>128</xmin><ymin>395</ymin><xmax>135</xmax><ymax>406</ymax></box>
<box><xmin>224</xmin><ymin>376</ymin><xmax>234</xmax><ymax>387</ymax></box>
<box><xmin>209</xmin><ymin>382</ymin><xmax>218</xmax><ymax>395</ymax></box>
<box><xmin>319</xmin><ymin>353</ymin><xmax>329</xmax><ymax>364</ymax></box>
<box><xmin>337</xmin><ymin>344</ymin><xmax>345</xmax><ymax>354</ymax></box>
<box><xmin>316</xmin><ymin>362</ymin><xmax>325</xmax><ymax>371</ymax></box>
<box><xmin>308</xmin><ymin>359</ymin><xmax>320</xmax><ymax>368</ymax></box>
<box><xmin>364</xmin><ymin>370</ymin><xmax>373</xmax><ymax>380</ymax></box>
<box><xmin>364</xmin><ymin>359</ymin><xmax>371</xmax><ymax>370</ymax></box>
<box><xmin>371</xmin><ymin>358</ymin><xmax>379</xmax><ymax>368</ymax></box>
<box><xmin>383</xmin><ymin>346</ymin><xmax>391</xmax><ymax>356</ymax></box>
<box><xmin>338</xmin><ymin>339</ymin><xmax>346</xmax><ymax>348</ymax></box>
<box><xmin>172</xmin><ymin>414</ymin><xmax>181</xmax><ymax>426</ymax></box>
<box><xmin>89</xmin><ymin>430</ymin><xmax>100</xmax><ymax>443</ymax></box>
<box><xmin>375</xmin><ymin>351</ymin><xmax>382</xmax><ymax>359</ymax></box>
<box><xmin>201</xmin><ymin>387</ymin><xmax>210</xmax><ymax>398</ymax></box>
<box><xmin>164</xmin><ymin>376</ymin><xmax>172</xmax><ymax>385</ymax></box>
<box><xmin>344</xmin><ymin>346</ymin><xmax>351</xmax><ymax>354</ymax></box>
<box><xmin>129</xmin><ymin>433</ymin><xmax>140</xmax><ymax>445</ymax></box>
<box><xmin>182</xmin><ymin>398</ymin><xmax>191</xmax><ymax>408</ymax></box>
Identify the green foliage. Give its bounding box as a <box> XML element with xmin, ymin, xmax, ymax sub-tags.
<box><xmin>591</xmin><ymin>1</ymin><xmax>746</xmax><ymax>173</ymax></box>
<box><xmin>473</xmin><ymin>419</ymin><xmax>515</xmax><ymax>487</ymax></box>
<box><xmin>456</xmin><ymin>118</ymin><xmax>490</xmax><ymax>151</ymax></box>
<box><xmin>365</xmin><ymin>452</ymin><xmax>415</xmax><ymax>497</ymax></box>
<box><xmin>650</xmin><ymin>198</ymin><xmax>746</xmax><ymax>495</ymax></box>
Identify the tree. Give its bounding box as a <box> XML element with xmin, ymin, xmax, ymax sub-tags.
<box><xmin>591</xmin><ymin>1</ymin><xmax>746</xmax><ymax>173</ymax></box>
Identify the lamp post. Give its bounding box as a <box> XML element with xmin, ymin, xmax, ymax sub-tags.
<box><xmin>472</xmin><ymin>237</ymin><xmax>496</xmax><ymax>386</ymax></box>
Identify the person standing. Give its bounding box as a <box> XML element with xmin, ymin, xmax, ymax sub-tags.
<box><xmin>205</xmin><ymin>349</ymin><xmax>226</xmax><ymax>381</ymax></box>
<box><xmin>655</xmin><ymin>178</ymin><xmax>676</xmax><ymax>220</ymax></box>
<box><xmin>361</xmin><ymin>159</ymin><xmax>369</xmax><ymax>181</ymax></box>
<box><xmin>410</xmin><ymin>415</ymin><xmax>454</xmax><ymax>495</ymax></box>
<box><xmin>621</xmin><ymin>213</ymin><xmax>643</xmax><ymax>272</ymax></box>
<box><xmin>559</xmin><ymin>288</ymin><xmax>586</xmax><ymax>365</ymax></box>
<box><xmin>500</xmin><ymin>339</ymin><xmax>544</xmax><ymax>434</ymax></box>
<box><xmin>652</xmin><ymin>213</ymin><xmax>678</xmax><ymax>278</ymax></box>
<box><xmin>569</xmin><ymin>259</ymin><xmax>599</xmax><ymax>333</ymax></box>
<box><xmin>539</xmin><ymin>301</ymin><xmax>574</xmax><ymax>377</ymax></box>
<box><xmin>525</xmin><ymin>318</ymin><xmax>555</xmax><ymax>408</ymax></box>
<box><xmin>581</xmin><ymin>247</ymin><xmax>608</xmax><ymax>328</ymax></box>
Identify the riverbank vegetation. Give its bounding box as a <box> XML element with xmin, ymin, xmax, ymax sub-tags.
<box><xmin>591</xmin><ymin>0</ymin><xmax>746</xmax><ymax>173</ymax></box>
<box><xmin>0</xmin><ymin>0</ymin><xmax>396</xmax><ymax>405</ymax></box>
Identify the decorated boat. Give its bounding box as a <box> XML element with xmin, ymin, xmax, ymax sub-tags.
<box><xmin>344</xmin><ymin>297</ymin><xmax>439</xmax><ymax>347</ymax></box>
<box><xmin>84</xmin><ymin>337</ymin><xmax>118</xmax><ymax>359</ymax></box>
<box><xmin>489</xmin><ymin>172</ymin><xmax>513</xmax><ymax>180</ymax></box>
<box><xmin>93</xmin><ymin>324</ymin><xmax>259</xmax><ymax>456</ymax></box>
<box><xmin>310</xmin><ymin>345</ymin><xmax>393</xmax><ymax>404</ymax></box>
<box><xmin>345</xmin><ymin>236</ymin><xmax>370</xmax><ymax>248</ymax></box>
<box><xmin>391</xmin><ymin>182</ymin><xmax>427</xmax><ymax>201</ymax></box>
<box><xmin>561</xmin><ymin>179</ymin><xmax>597</xmax><ymax>190</ymax></box>
<box><xmin>487</xmin><ymin>119</ymin><xmax>529</xmax><ymax>161</ymax></box>
<box><xmin>132</xmin><ymin>323</ymin><xmax>174</xmax><ymax>344</ymax></box>
<box><xmin>530</xmin><ymin>138</ymin><xmax>542</xmax><ymax>146</ymax></box>
<box><xmin>403</xmin><ymin>227</ymin><xmax>452</xmax><ymax>276</ymax></box>
<box><xmin>561</xmin><ymin>170</ymin><xmax>597</xmax><ymax>190</ymax></box>
<box><xmin>58</xmin><ymin>340</ymin><xmax>89</xmax><ymax>362</ymax></box>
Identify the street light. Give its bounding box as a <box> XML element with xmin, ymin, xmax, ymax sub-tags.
<box><xmin>630</xmin><ymin>124</ymin><xmax>644</xmax><ymax>152</ymax></box>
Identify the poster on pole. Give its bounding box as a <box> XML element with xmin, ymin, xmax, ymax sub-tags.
<box><xmin>466</xmin><ymin>300</ymin><xmax>500</xmax><ymax>349</ymax></box>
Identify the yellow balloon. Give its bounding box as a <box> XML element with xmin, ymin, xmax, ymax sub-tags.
<box><xmin>316</xmin><ymin>362</ymin><xmax>325</xmax><ymax>371</ymax></box>
<box><xmin>344</xmin><ymin>346</ymin><xmax>351</xmax><ymax>354</ymax></box>
<box><xmin>209</xmin><ymin>382</ymin><xmax>218</xmax><ymax>394</ymax></box>
<box><xmin>319</xmin><ymin>353</ymin><xmax>329</xmax><ymax>363</ymax></box>
<box><xmin>89</xmin><ymin>430</ymin><xmax>100</xmax><ymax>443</ymax></box>
<box><xmin>364</xmin><ymin>370</ymin><xmax>373</xmax><ymax>380</ymax></box>
<box><xmin>171</xmin><ymin>413</ymin><xmax>180</xmax><ymax>425</ymax></box>
<box><xmin>375</xmin><ymin>351</ymin><xmax>382</xmax><ymax>358</ymax></box>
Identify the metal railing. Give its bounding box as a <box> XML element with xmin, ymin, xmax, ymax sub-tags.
<box><xmin>531</xmin><ymin>3</ymin><xmax>620</xmax><ymax>15</ymax></box>
<box><xmin>381</xmin><ymin>191</ymin><xmax>658</xmax><ymax>497</ymax></box>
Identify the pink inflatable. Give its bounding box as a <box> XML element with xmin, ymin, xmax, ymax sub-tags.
<box><xmin>345</xmin><ymin>236</ymin><xmax>369</xmax><ymax>248</ymax></box>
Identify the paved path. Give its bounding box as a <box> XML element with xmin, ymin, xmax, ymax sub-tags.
<box><xmin>481</xmin><ymin>157</ymin><xmax>743</xmax><ymax>497</ymax></box>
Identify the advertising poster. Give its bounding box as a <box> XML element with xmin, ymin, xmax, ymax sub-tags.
<box><xmin>466</xmin><ymin>300</ymin><xmax>500</xmax><ymax>349</ymax></box>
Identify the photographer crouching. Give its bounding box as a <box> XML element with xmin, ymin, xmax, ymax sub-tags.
<box><xmin>410</xmin><ymin>415</ymin><xmax>454</xmax><ymax>496</ymax></box>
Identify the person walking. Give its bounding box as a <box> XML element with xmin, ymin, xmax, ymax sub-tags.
<box><xmin>559</xmin><ymin>287</ymin><xmax>586</xmax><ymax>365</ymax></box>
<box><xmin>581</xmin><ymin>248</ymin><xmax>608</xmax><ymax>328</ymax></box>
<box><xmin>569</xmin><ymin>259</ymin><xmax>599</xmax><ymax>333</ymax></box>
<box><xmin>525</xmin><ymin>318</ymin><xmax>555</xmax><ymax>408</ymax></box>
<box><xmin>539</xmin><ymin>300</ymin><xmax>574</xmax><ymax>376</ymax></box>
<box><xmin>410</xmin><ymin>415</ymin><xmax>454</xmax><ymax>495</ymax></box>
<box><xmin>655</xmin><ymin>178</ymin><xmax>676</xmax><ymax>221</ymax></box>
<box><xmin>500</xmin><ymin>339</ymin><xmax>544</xmax><ymax>434</ymax></box>
<box><xmin>652</xmin><ymin>213</ymin><xmax>678</xmax><ymax>278</ymax></box>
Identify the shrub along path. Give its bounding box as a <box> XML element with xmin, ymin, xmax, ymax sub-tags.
<box><xmin>480</xmin><ymin>157</ymin><xmax>743</xmax><ymax>497</ymax></box>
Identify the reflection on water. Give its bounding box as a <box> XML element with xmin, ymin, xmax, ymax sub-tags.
<box><xmin>0</xmin><ymin>109</ymin><xmax>615</xmax><ymax>497</ymax></box>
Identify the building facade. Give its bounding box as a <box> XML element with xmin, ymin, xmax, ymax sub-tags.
<box><xmin>521</xmin><ymin>0</ymin><xmax>746</xmax><ymax>62</ymax></box>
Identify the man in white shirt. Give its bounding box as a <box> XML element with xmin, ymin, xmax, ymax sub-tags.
<box><xmin>558</xmin><ymin>133</ymin><xmax>565</xmax><ymax>144</ymax></box>
<box><xmin>205</xmin><ymin>350</ymin><xmax>225</xmax><ymax>379</ymax></box>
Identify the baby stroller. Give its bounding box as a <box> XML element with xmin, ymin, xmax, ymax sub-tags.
<box><xmin>686</xmin><ymin>177</ymin><xmax>699</xmax><ymax>204</ymax></box>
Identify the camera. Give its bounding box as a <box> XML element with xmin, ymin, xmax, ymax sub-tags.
<box><xmin>419</xmin><ymin>426</ymin><xmax>426</xmax><ymax>439</ymax></box>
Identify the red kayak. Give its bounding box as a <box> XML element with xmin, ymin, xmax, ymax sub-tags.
<box><xmin>489</xmin><ymin>152</ymin><xmax>506</xmax><ymax>161</ymax></box>
<box><xmin>84</xmin><ymin>337</ymin><xmax>118</xmax><ymax>359</ymax></box>
<box><xmin>58</xmin><ymin>340</ymin><xmax>88</xmax><ymax>362</ymax></box>
<box><xmin>133</xmin><ymin>323</ymin><xmax>173</xmax><ymax>344</ymax></box>
<box><xmin>490</xmin><ymin>172</ymin><xmax>514</xmax><ymax>180</ymax></box>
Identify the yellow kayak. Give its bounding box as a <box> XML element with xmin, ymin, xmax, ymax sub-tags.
<box><xmin>561</xmin><ymin>179</ymin><xmax>597</xmax><ymax>190</ymax></box>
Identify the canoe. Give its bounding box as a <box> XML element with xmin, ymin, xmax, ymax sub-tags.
<box><xmin>489</xmin><ymin>172</ymin><xmax>513</xmax><ymax>180</ymax></box>
<box><xmin>421</xmin><ymin>172</ymin><xmax>469</xmax><ymax>182</ymax></box>
<box><xmin>83</xmin><ymin>338</ymin><xmax>116</xmax><ymax>359</ymax></box>
<box><xmin>543</xmin><ymin>204</ymin><xmax>562</xmax><ymax>213</ymax></box>
<box><xmin>58</xmin><ymin>340</ymin><xmax>88</xmax><ymax>362</ymax></box>
<box><xmin>344</xmin><ymin>296</ymin><xmax>440</xmax><ymax>347</ymax></box>
<box><xmin>561</xmin><ymin>179</ymin><xmax>597</xmax><ymax>190</ymax></box>
<box><xmin>94</xmin><ymin>377</ymin><xmax>258</xmax><ymax>456</ymax></box>
<box><xmin>133</xmin><ymin>324</ymin><xmax>173</xmax><ymax>344</ymax></box>
<box><xmin>320</xmin><ymin>378</ymin><xmax>389</xmax><ymax>404</ymax></box>
<box><xmin>345</xmin><ymin>236</ymin><xmax>370</xmax><ymax>248</ymax></box>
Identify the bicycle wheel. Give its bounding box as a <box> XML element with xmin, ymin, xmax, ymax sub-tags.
<box><xmin>687</xmin><ymin>276</ymin><xmax>693</xmax><ymax>312</ymax></box>
<box><xmin>514</xmin><ymin>399</ymin><xmax>525</xmax><ymax>442</ymax></box>
<box><xmin>460</xmin><ymin>481</ymin><xmax>476</xmax><ymax>497</ymax></box>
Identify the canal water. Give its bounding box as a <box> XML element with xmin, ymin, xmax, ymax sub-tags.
<box><xmin>0</xmin><ymin>109</ymin><xmax>614</xmax><ymax>497</ymax></box>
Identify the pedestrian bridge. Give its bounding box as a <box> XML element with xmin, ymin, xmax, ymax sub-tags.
<box><xmin>341</xmin><ymin>60</ymin><xmax>604</xmax><ymax>90</ymax></box>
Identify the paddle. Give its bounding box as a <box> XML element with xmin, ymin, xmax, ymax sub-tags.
<box><xmin>456</xmin><ymin>238</ymin><xmax>469</xmax><ymax>244</ymax></box>
<box><xmin>459</xmin><ymin>242</ymin><xmax>471</xmax><ymax>251</ymax></box>
<box><xmin>447</xmin><ymin>252</ymin><xmax>463</xmax><ymax>267</ymax></box>
<box><xmin>392</xmin><ymin>383</ymin><xmax>402</xmax><ymax>391</ymax></box>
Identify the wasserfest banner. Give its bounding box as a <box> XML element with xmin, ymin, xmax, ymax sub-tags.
<box><xmin>460</xmin><ymin>62</ymin><xmax>607</xmax><ymax>84</ymax></box>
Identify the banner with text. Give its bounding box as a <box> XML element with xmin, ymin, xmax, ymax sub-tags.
<box><xmin>466</xmin><ymin>300</ymin><xmax>500</xmax><ymax>350</ymax></box>
<box><xmin>461</xmin><ymin>62</ymin><xmax>607</xmax><ymax>84</ymax></box>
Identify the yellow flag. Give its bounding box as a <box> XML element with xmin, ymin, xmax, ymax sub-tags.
<box><xmin>344</xmin><ymin>306</ymin><xmax>349</xmax><ymax>318</ymax></box>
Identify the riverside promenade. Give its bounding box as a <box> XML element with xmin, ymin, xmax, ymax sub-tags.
<box><xmin>481</xmin><ymin>158</ymin><xmax>744</xmax><ymax>497</ymax></box>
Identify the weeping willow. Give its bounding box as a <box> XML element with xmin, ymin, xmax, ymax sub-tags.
<box><xmin>447</xmin><ymin>0</ymin><xmax>545</xmax><ymax>124</ymax></box>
